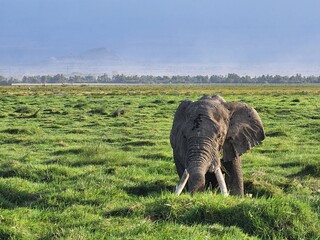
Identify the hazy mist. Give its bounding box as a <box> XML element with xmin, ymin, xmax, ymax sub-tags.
<box><xmin>1</xmin><ymin>0</ymin><xmax>320</xmax><ymax>77</ymax></box>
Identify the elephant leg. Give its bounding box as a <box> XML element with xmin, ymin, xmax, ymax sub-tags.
<box><xmin>174</xmin><ymin>159</ymin><xmax>185</xmax><ymax>179</ymax></box>
<box><xmin>223</xmin><ymin>156</ymin><xmax>244</xmax><ymax>196</ymax></box>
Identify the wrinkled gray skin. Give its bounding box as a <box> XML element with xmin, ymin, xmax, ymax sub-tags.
<box><xmin>170</xmin><ymin>95</ymin><xmax>265</xmax><ymax>195</ymax></box>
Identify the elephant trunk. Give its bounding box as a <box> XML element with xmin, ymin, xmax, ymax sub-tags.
<box><xmin>175</xmin><ymin>136</ymin><xmax>229</xmax><ymax>195</ymax></box>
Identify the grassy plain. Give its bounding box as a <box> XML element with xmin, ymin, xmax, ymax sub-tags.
<box><xmin>0</xmin><ymin>84</ymin><xmax>319</xmax><ymax>239</ymax></box>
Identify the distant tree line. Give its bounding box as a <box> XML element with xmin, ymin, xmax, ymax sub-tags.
<box><xmin>1</xmin><ymin>73</ymin><xmax>320</xmax><ymax>85</ymax></box>
<box><xmin>0</xmin><ymin>75</ymin><xmax>20</xmax><ymax>85</ymax></box>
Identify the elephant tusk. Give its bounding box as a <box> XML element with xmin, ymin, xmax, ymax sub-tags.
<box><xmin>175</xmin><ymin>169</ymin><xmax>189</xmax><ymax>195</ymax></box>
<box><xmin>214</xmin><ymin>167</ymin><xmax>229</xmax><ymax>196</ymax></box>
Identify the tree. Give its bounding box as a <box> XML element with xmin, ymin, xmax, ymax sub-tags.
<box><xmin>41</xmin><ymin>76</ymin><xmax>47</xmax><ymax>85</ymax></box>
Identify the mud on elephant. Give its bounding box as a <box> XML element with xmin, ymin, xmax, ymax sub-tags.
<box><xmin>170</xmin><ymin>95</ymin><xmax>265</xmax><ymax>196</ymax></box>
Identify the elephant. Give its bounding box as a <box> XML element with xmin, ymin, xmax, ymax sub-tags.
<box><xmin>170</xmin><ymin>95</ymin><xmax>265</xmax><ymax>196</ymax></box>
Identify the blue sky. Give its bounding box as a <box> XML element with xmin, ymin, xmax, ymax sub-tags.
<box><xmin>1</xmin><ymin>0</ymin><xmax>320</xmax><ymax>76</ymax></box>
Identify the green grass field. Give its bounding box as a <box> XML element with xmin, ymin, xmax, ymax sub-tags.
<box><xmin>0</xmin><ymin>85</ymin><xmax>319</xmax><ymax>239</ymax></box>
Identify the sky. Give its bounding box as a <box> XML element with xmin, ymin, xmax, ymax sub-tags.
<box><xmin>1</xmin><ymin>0</ymin><xmax>320</xmax><ymax>76</ymax></box>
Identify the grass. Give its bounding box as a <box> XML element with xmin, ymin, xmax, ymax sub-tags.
<box><xmin>0</xmin><ymin>84</ymin><xmax>319</xmax><ymax>239</ymax></box>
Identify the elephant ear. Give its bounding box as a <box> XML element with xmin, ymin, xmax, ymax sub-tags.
<box><xmin>170</xmin><ymin>100</ymin><xmax>192</xmax><ymax>149</ymax></box>
<box><xmin>222</xmin><ymin>102</ymin><xmax>265</xmax><ymax>161</ymax></box>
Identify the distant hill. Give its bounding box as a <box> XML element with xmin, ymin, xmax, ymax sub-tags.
<box><xmin>47</xmin><ymin>47</ymin><xmax>122</xmax><ymax>65</ymax></box>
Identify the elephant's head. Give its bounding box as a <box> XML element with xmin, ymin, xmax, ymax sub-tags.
<box><xmin>170</xmin><ymin>95</ymin><xmax>265</xmax><ymax>195</ymax></box>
